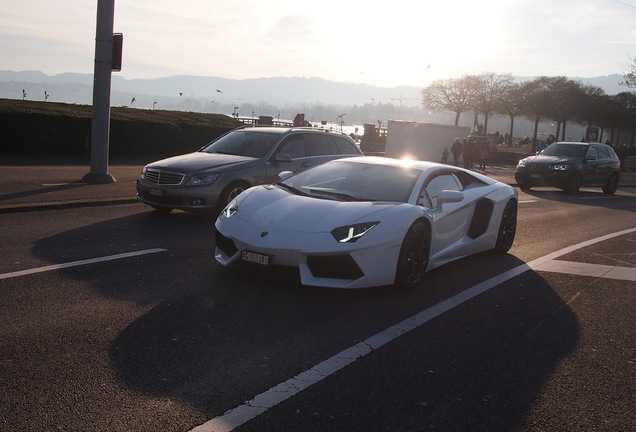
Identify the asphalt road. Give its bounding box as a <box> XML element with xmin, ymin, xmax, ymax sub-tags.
<box><xmin>1</xmin><ymin>186</ymin><xmax>635</xmax><ymax>432</ymax></box>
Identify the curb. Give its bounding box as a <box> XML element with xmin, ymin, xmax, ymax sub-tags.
<box><xmin>0</xmin><ymin>197</ymin><xmax>138</xmax><ymax>214</ymax></box>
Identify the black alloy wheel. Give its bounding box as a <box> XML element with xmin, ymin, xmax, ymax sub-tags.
<box><xmin>494</xmin><ymin>199</ymin><xmax>517</xmax><ymax>253</ymax></box>
<box><xmin>395</xmin><ymin>221</ymin><xmax>430</xmax><ymax>289</ymax></box>
<box><xmin>602</xmin><ymin>173</ymin><xmax>619</xmax><ymax>194</ymax></box>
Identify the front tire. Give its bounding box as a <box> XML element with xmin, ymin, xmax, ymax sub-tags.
<box><xmin>217</xmin><ymin>181</ymin><xmax>250</xmax><ymax>214</ymax></box>
<box><xmin>565</xmin><ymin>172</ymin><xmax>582</xmax><ymax>194</ymax></box>
<box><xmin>494</xmin><ymin>199</ymin><xmax>517</xmax><ymax>253</ymax></box>
<box><xmin>395</xmin><ymin>221</ymin><xmax>430</xmax><ymax>289</ymax></box>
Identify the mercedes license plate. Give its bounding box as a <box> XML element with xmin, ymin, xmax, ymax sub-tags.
<box><xmin>242</xmin><ymin>251</ymin><xmax>269</xmax><ymax>266</ymax></box>
<box><xmin>149</xmin><ymin>188</ymin><xmax>164</xmax><ymax>196</ymax></box>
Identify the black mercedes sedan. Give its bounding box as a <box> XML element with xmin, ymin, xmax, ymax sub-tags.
<box><xmin>514</xmin><ymin>141</ymin><xmax>621</xmax><ymax>194</ymax></box>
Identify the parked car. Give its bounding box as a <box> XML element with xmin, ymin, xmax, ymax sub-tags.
<box><xmin>215</xmin><ymin>156</ymin><xmax>518</xmax><ymax>289</ymax></box>
<box><xmin>515</xmin><ymin>141</ymin><xmax>621</xmax><ymax>194</ymax></box>
<box><xmin>136</xmin><ymin>126</ymin><xmax>364</xmax><ymax>214</ymax></box>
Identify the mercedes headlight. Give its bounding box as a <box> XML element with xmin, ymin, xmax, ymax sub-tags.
<box><xmin>550</xmin><ymin>164</ymin><xmax>569</xmax><ymax>171</ymax></box>
<box><xmin>187</xmin><ymin>174</ymin><xmax>219</xmax><ymax>186</ymax></box>
<box><xmin>331</xmin><ymin>222</ymin><xmax>378</xmax><ymax>243</ymax></box>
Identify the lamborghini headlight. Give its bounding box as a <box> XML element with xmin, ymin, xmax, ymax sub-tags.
<box><xmin>331</xmin><ymin>222</ymin><xmax>379</xmax><ymax>243</ymax></box>
<box><xmin>218</xmin><ymin>201</ymin><xmax>238</xmax><ymax>220</ymax></box>
<box><xmin>187</xmin><ymin>173</ymin><xmax>219</xmax><ymax>186</ymax></box>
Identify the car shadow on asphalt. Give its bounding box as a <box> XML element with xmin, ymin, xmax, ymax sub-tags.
<box><xmin>519</xmin><ymin>187</ymin><xmax>636</xmax><ymax>211</ymax></box>
<box><xmin>30</xmin><ymin>211</ymin><xmax>580</xmax><ymax>431</ymax></box>
<box><xmin>0</xmin><ymin>181</ymin><xmax>87</xmax><ymax>203</ymax></box>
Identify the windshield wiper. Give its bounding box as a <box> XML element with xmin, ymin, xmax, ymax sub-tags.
<box><xmin>307</xmin><ymin>188</ymin><xmax>365</xmax><ymax>202</ymax></box>
<box><xmin>277</xmin><ymin>183</ymin><xmax>309</xmax><ymax>196</ymax></box>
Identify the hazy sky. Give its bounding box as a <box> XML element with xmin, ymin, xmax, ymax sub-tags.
<box><xmin>2</xmin><ymin>0</ymin><xmax>636</xmax><ymax>88</ymax></box>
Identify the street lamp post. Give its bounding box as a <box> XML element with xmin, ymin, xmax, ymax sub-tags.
<box><xmin>83</xmin><ymin>0</ymin><xmax>116</xmax><ymax>184</ymax></box>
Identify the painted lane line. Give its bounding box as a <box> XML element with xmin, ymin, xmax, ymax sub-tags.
<box><xmin>190</xmin><ymin>226</ymin><xmax>636</xmax><ymax>432</ymax></box>
<box><xmin>0</xmin><ymin>248</ymin><xmax>168</xmax><ymax>280</ymax></box>
<box><xmin>534</xmin><ymin>259</ymin><xmax>636</xmax><ymax>282</ymax></box>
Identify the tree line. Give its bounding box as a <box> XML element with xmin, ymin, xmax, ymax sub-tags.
<box><xmin>422</xmin><ymin>72</ymin><xmax>636</xmax><ymax>151</ymax></box>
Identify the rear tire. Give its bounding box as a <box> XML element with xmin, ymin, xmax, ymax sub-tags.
<box><xmin>602</xmin><ymin>173</ymin><xmax>618</xmax><ymax>194</ymax></box>
<box><xmin>493</xmin><ymin>200</ymin><xmax>517</xmax><ymax>253</ymax></box>
<box><xmin>395</xmin><ymin>221</ymin><xmax>430</xmax><ymax>289</ymax></box>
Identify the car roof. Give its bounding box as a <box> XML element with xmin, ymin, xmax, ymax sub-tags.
<box><xmin>332</xmin><ymin>156</ymin><xmax>443</xmax><ymax>171</ymax></box>
<box><xmin>232</xmin><ymin>125</ymin><xmax>353</xmax><ymax>136</ymax></box>
<box><xmin>554</xmin><ymin>141</ymin><xmax>598</xmax><ymax>146</ymax></box>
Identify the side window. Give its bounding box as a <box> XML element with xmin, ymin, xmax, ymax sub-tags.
<box><xmin>335</xmin><ymin>137</ymin><xmax>360</xmax><ymax>155</ymax></box>
<box><xmin>597</xmin><ymin>146</ymin><xmax>612</xmax><ymax>160</ymax></box>
<box><xmin>425</xmin><ymin>174</ymin><xmax>461</xmax><ymax>208</ymax></box>
<box><xmin>586</xmin><ymin>146</ymin><xmax>598</xmax><ymax>160</ymax></box>
<box><xmin>278</xmin><ymin>135</ymin><xmax>306</xmax><ymax>159</ymax></box>
<box><xmin>306</xmin><ymin>134</ymin><xmax>330</xmax><ymax>156</ymax></box>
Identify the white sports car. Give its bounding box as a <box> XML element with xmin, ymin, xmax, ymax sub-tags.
<box><xmin>214</xmin><ymin>157</ymin><xmax>518</xmax><ymax>289</ymax></box>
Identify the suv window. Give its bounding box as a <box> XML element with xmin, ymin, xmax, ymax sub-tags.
<box><xmin>305</xmin><ymin>133</ymin><xmax>360</xmax><ymax>156</ymax></box>
<box><xmin>596</xmin><ymin>145</ymin><xmax>615</xmax><ymax>161</ymax></box>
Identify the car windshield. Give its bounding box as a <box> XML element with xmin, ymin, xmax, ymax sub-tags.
<box><xmin>541</xmin><ymin>143</ymin><xmax>588</xmax><ymax>158</ymax></box>
<box><xmin>278</xmin><ymin>161</ymin><xmax>421</xmax><ymax>202</ymax></box>
<box><xmin>200</xmin><ymin>131</ymin><xmax>280</xmax><ymax>158</ymax></box>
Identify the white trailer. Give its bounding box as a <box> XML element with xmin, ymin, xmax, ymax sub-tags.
<box><xmin>385</xmin><ymin>120</ymin><xmax>471</xmax><ymax>163</ymax></box>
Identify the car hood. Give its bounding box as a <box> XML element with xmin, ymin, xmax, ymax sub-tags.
<box><xmin>232</xmin><ymin>185</ymin><xmax>402</xmax><ymax>232</ymax></box>
<box><xmin>520</xmin><ymin>154</ymin><xmax>577</xmax><ymax>165</ymax></box>
<box><xmin>146</xmin><ymin>151</ymin><xmax>257</xmax><ymax>173</ymax></box>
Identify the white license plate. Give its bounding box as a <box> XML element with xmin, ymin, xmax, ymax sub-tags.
<box><xmin>242</xmin><ymin>251</ymin><xmax>269</xmax><ymax>266</ymax></box>
<box><xmin>149</xmin><ymin>188</ymin><xmax>164</xmax><ymax>196</ymax></box>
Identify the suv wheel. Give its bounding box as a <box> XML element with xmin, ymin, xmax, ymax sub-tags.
<box><xmin>602</xmin><ymin>173</ymin><xmax>618</xmax><ymax>195</ymax></box>
<box><xmin>565</xmin><ymin>172</ymin><xmax>581</xmax><ymax>194</ymax></box>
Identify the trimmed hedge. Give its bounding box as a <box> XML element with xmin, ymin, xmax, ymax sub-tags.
<box><xmin>0</xmin><ymin>98</ymin><xmax>241</xmax><ymax>158</ymax></box>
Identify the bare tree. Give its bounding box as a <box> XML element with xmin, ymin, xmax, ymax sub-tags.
<box><xmin>620</xmin><ymin>55</ymin><xmax>636</xmax><ymax>88</ymax></box>
<box><xmin>520</xmin><ymin>77</ymin><xmax>555</xmax><ymax>151</ymax></box>
<box><xmin>497</xmin><ymin>82</ymin><xmax>526</xmax><ymax>146</ymax></box>
<box><xmin>421</xmin><ymin>75</ymin><xmax>479</xmax><ymax>125</ymax></box>
<box><xmin>471</xmin><ymin>73</ymin><xmax>514</xmax><ymax>135</ymax></box>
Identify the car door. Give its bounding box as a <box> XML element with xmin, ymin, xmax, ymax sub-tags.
<box><xmin>424</xmin><ymin>173</ymin><xmax>476</xmax><ymax>261</ymax></box>
<box><xmin>582</xmin><ymin>145</ymin><xmax>601</xmax><ymax>185</ymax></box>
<box><xmin>594</xmin><ymin>145</ymin><xmax>613</xmax><ymax>184</ymax></box>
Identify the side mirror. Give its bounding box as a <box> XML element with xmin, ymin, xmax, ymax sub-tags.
<box><xmin>275</xmin><ymin>153</ymin><xmax>292</xmax><ymax>163</ymax></box>
<box><xmin>436</xmin><ymin>190</ymin><xmax>463</xmax><ymax>212</ymax></box>
<box><xmin>278</xmin><ymin>171</ymin><xmax>294</xmax><ymax>180</ymax></box>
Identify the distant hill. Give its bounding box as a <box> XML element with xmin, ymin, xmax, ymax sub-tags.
<box><xmin>0</xmin><ymin>70</ymin><xmax>423</xmax><ymax>107</ymax></box>
<box><xmin>2</xmin><ymin>70</ymin><xmax>629</xmax><ymax>108</ymax></box>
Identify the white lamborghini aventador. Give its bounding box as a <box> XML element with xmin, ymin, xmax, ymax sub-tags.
<box><xmin>214</xmin><ymin>156</ymin><xmax>518</xmax><ymax>289</ymax></box>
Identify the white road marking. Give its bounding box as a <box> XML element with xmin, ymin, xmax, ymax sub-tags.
<box><xmin>0</xmin><ymin>248</ymin><xmax>168</xmax><ymax>280</ymax></box>
<box><xmin>534</xmin><ymin>260</ymin><xmax>636</xmax><ymax>281</ymax></box>
<box><xmin>190</xmin><ymin>227</ymin><xmax>636</xmax><ymax>432</ymax></box>
<box><xmin>518</xmin><ymin>199</ymin><xmax>537</xmax><ymax>204</ymax></box>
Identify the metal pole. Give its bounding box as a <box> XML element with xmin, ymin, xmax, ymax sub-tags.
<box><xmin>83</xmin><ymin>0</ymin><xmax>116</xmax><ymax>184</ymax></box>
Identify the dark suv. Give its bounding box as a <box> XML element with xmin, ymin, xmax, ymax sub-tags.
<box><xmin>514</xmin><ymin>141</ymin><xmax>620</xmax><ymax>194</ymax></box>
<box><xmin>136</xmin><ymin>126</ymin><xmax>364</xmax><ymax>213</ymax></box>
